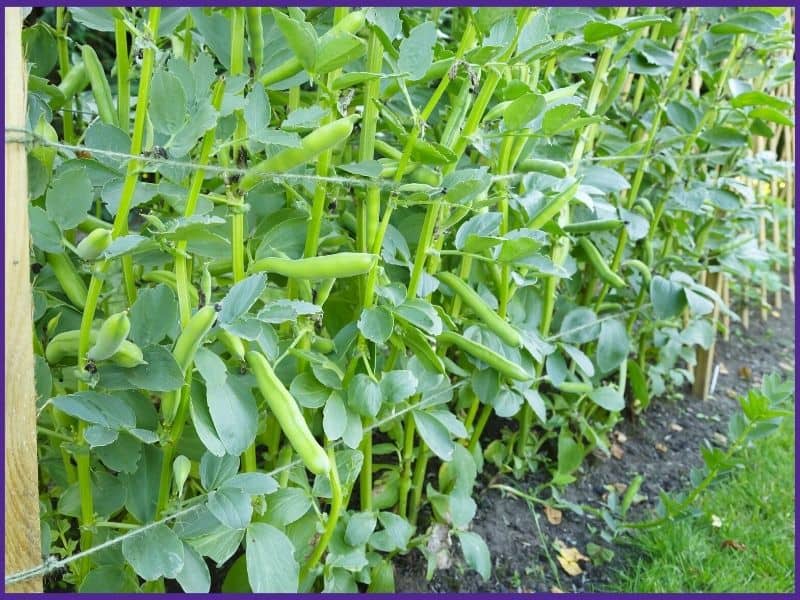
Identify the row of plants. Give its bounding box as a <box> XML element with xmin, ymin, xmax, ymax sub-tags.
<box><xmin>21</xmin><ymin>6</ymin><xmax>793</xmax><ymax>592</ymax></box>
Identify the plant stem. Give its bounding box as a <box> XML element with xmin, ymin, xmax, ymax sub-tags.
<box><xmin>408</xmin><ymin>444</ymin><xmax>429</xmax><ymax>525</ymax></box>
<box><xmin>115</xmin><ymin>17</ymin><xmax>130</xmax><ymax>131</ymax></box>
<box><xmin>56</xmin><ymin>8</ymin><xmax>75</xmax><ymax>144</ymax></box>
<box><xmin>300</xmin><ymin>447</ymin><xmax>342</xmax><ymax>582</ymax></box>
<box><xmin>397</xmin><ymin>414</ymin><xmax>416</xmax><ymax>518</ymax></box>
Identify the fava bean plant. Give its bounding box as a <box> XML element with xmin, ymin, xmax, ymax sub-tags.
<box><xmin>21</xmin><ymin>6</ymin><xmax>794</xmax><ymax>593</ymax></box>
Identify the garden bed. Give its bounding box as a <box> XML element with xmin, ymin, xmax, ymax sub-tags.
<box><xmin>394</xmin><ymin>299</ymin><xmax>795</xmax><ymax>593</ymax></box>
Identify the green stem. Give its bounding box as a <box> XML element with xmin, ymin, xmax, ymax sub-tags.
<box><xmin>115</xmin><ymin>18</ymin><xmax>130</xmax><ymax>131</ymax></box>
<box><xmin>56</xmin><ymin>8</ymin><xmax>75</xmax><ymax>144</ymax></box>
<box><xmin>300</xmin><ymin>447</ymin><xmax>342</xmax><ymax>582</ymax></box>
<box><xmin>397</xmin><ymin>414</ymin><xmax>416</xmax><ymax>518</ymax></box>
<box><xmin>359</xmin><ymin>425</ymin><xmax>373</xmax><ymax>511</ymax></box>
<box><xmin>359</xmin><ymin>28</ymin><xmax>384</xmax><ymax>253</ymax></box>
<box><xmin>408</xmin><ymin>445</ymin><xmax>429</xmax><ymax>526</ymax></box>
<box><xmin>467</xmin><ymin>403</ymin><xmax>492</xmax><ymax>454</ymax></box>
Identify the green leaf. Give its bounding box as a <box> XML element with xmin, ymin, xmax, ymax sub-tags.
<box><xmin>207</xmin><ymin>486</ymin><xmax>252</xmax><ymax>530</ymax></box>
<box><xmin>79</xmin><ymin>565</ymin><xmax>139</xmax><ymax>593</ymax></box>
<box><xmin>315</xmin><ymin>32</ymin><xmax>365</xmax><ymax>74</ymax></box>
<box><xmin>345</xmin><ymin>512</ymin><xmax>378</xmax><ymax>547</ymax></box>
<box><xmin>123</xmin><ymin>345</ymin><xmax>184</xmax><ymax>392</ymax></box>
<box><xmin>200</xmin><ymin>451</ymin><xmax>239</xmax><ymax>490</ymax></box>
<box><xmin>244</xmin><ymin>82</ymin><xmax>271</xmax><ymax>138</ymax></box>
<box><xmin>561</xmin><ymin>343</ymin><xmax>595</xmax><ymax>378</ymax></box>
<box><xmin>220</xmin><ymin>274</ymin><xmax>267</xmax><ymax>324</ymax></box>
<box><xmin>51</xmin><ymin>391</ymin><xmax>135</xmax><ymax>430</ymax></box>
<box><xmin>323</xmin><ymin>392</ymin><xmax>348</xmax><ymax>441</ymax></box>
<box><xmin>596</xmin><ymin>319</ymin><xmax>629</xmax><ymax>372</ymax></box>
<box><xmin>380</xmin><ymin>370</ymin><xmax>418</xmax><ymax>404</ymax></box>
<box><xmin>175</xmin><ymin>542</ymin><xmax>211</xmax><ymax>593</ymax></box>
<box><xmin>348</xmin><ymin>374</ymin><xmax>382</xmax><ymax>418</ymax></box>
<box><xmin>559</xmin><ymin>307</ymin><xmax>600</xmax><ymax>344</ymax></box>
<box><xmin>700</xmin><ymin>126</ymin><xmax>748</xmax><ymax>148</ymax></box>
<box><xmin>369</xmin><ymin>512</ymin><xmax>414</xmax><ymax>552</ymax></box>
<box><xmin>149</xmin><ymin>71</ymin><xmax>187</xmax><ymax>134</ymax></box>
<box><xmin>666</xmin><ymin>101</ymin><xmax>698</xmax><ymax>133</ymax></box>
<box><xmin>129</xmin><ymin>284</ymin><xmax>178</xmax><ymax>346</ymax></box>
<box><xmin>282</xmin><ymin>105</ymin><xmax>328</xmax><ymax>131</ymax></box>
<box><xmin>583</xmin><ymin>21</ymin><xmax>625</xmax><ymax>43</ymax></box>
<box><xmin>393</xmin><ymin>299</ymin><xmax>442</xmax><ymax>335</ymax></box>
<box><xmin>749</xmin><ymin>106</ymin><xmax>793</xmax><ymax>127</ymax></box>
<box><xmin>542</xmin><ymin>104</ymin><xmax>580</xmax><ymax>136</ymax></box>
<box><xmin>272</xmin><ymin>10</ymin><xmax>318</xmax><ymax>72</ymax></box>
<box><xmin>29</xmin><ymin>206</ymin><xmax>63</xmax><ymax>253</ymax></box>
<box><xmin>258</xmin><ymin>299</ymin><xmax>321</xmax><ymax>324</ymax></box>
<box><xmin>46</xmin><ymin>167</ymin><xmax>93</xmax><ymax>230</ymax></box>
<box><xmin>557</xmin><ymin>431</ymin><xmax>583</xmax><ymax>474</ymax></box>
<box><xmin>122</xmin><ymin>524</ymin><xmax>184</xmax><ymax>581</ymax></box>
<box><xmin>457</xmin><ymin>531</ymin><xmax>491</xmax><ymax>581</ymax></box>
<box><xmin>290</xmin><ymin>371</ymin><xmax>329</xmax><ymax>409</ymax></box>
<box><xmin>246</xmin><ymin>523</ymin><xmax>299</xmax><ymax>592</ymax></box>
<box><xmin>262</xmin><ymin>488</ymin><xmax>312</xmax><ymax>526</ymax></box>
<box><xmin>710</xmin><ymin>11</ymin><xmax>779</xmax><ymax>35</ymax></box>
<box><xmin>522</xmin><ymin>388</ymin><xmax>547</xmax><ymax>423</ymax></box>
<box><xmin>650</xmin><ymin>275</ymin><xmax>687</xmax><ymax>319</ymax></box>
<box><xmin>413</xmin><ymin>410</ymin><xmax>454</xmax><ymax>461</ymax></box>
<box><xmin>358</xmin><ymin>306</ymin><xmax>394</xmax><ymax>344</ymax></box>
<box><xmin>503</xmin><ymin>93</ymin><xmax>546</xmax><ymax>130</ymax></box>
<box><xmin>732</xmin><ymin>90</ymin><xmax>792</xmax><ymax>111</ymax></box>
<box><xmin>398</xmin><ymin>21</ymin><xmax>436</xmax><ymax>80</ymax></box>
<box><xmin>588</xmin><ymin>386</ymin><xmax>625</xmax><ymax>412</ymax></box>
<box><xmin>454</xmin><ymin>212</ymin><xmax>503</xmax><ymax>252</ymax></box>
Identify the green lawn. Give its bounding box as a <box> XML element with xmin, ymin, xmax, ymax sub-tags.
<box><xmin>610</xmin><ymin>416</ymin><xmax>795</xmax><ymax>593</ymax></box>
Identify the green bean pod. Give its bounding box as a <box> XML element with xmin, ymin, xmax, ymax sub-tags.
<box><xmin>47</xmin><ymin>252</ymin><xmax>88</xmax><ymax>309</ymax></box>
<box><xmin>578</xmin><ymin>237</ymin><xmax>625</xmax><ymax>289</ymax></box>
<box><xmin>239</xmin><ymin>115</ymin><xmax>358</xmax><ymax>191</ymax></box>
<box><xmin>217</xmin><ymin>329</ymin><xmax>245</xmax><ymax>361</ymax></box>
<box><xmin>554</xmin><ymin>381</ymin><xmax>593</xmax><ymax>395</ymax></box>
<box><xmin>45</xmin><ymin>329</ymin><xmax>145</xmax><ymax>367</ymax></box>
<box><xmin>52</xmin><ymin>62</ymin><xmax>89</xmax><ymax>110</ymax></box>
<box><xmin>246</xmin><ymin>350</ymin><xmax>330</xmax><ymax>475</ymax></box>
<box><xmin>437</xmin><ymin>272</ymin><xmax>521</xmax><ymax>348</ymax></box>
<box><xmin>75</xmin><ymin>229</ymin><xmax>112</xmax><ymax>261</ymax></box>
<box><xmin>172</xmin><ymin>305</ymin><xmax>218</xmax><ymax>374</ymax></box>
<box><xmin>246</xmin><ymin>8</ymin><xmax>264</xmax><ymax>75</ymax></box>
<box><xmin>87</xmin><ymin>311</ymin><xmax>131</xmax><ymax>361</ymax></box>
<box><xmin>81</xmin><ymin>45</ymin><xmax>117</xmax><ymax>126</ymax></box>
<box><xmin>529</xmin><ymin>180</ymin><xmax>580</xmax><ymax>230</ymax></box>
<box><xmin>622</xmin><ymin>259</ymin><xmax>652</xmax><ymax>286</ymax></box>
<box><xmin>518</xmin><ymin>158</ymin><xmax>569</xmax><ymax>178</ymax></box>
<box><xmin>438</xmin><ymin>330</ymin><xmax>532</xmax><ymax>381</ymax></box>
<box><xmin>563</xmin><ymin>219</ymin><xmax>625</xmax><ymax>234</ymax></box>
<box><xmin>249</xmin><ymin>252</ymin><xmax>376</xmax><ymax>280</ymax></box>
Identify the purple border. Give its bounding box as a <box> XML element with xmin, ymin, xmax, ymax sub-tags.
<box><xmin>2</xmin><ymin>3</ymin><xmax>797</xmax><ymax>599</ymax></box>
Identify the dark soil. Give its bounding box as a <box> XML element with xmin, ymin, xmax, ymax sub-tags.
<box><xmin>394</xmin><ymin>300</ymin><xmax>795</xmax><ymax>593</ymax></box>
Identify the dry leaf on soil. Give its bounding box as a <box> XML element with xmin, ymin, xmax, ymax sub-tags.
<box><xmin>669</xmin><ymin>422</ymin><xmax>684</xmax><ymax>432</ymax></box>
<box><xmin>738</xmin><ymin>365</ymin><xmax>752</xmax><ymax>380</ymax></box>
<box><xmin>655</xmin><ymin>442</ymin><xmax>668</xmax><ymax>453</ymax></box>
<box><xmin>555</xmin><ymin>541</ymin><xmax>589</xmax><ymax>577</ymax></box>
<box><xmin>721</xmin><ymin>539</ymin><xmax>746</xmax><ymax>551</ymax></box>
<box><xmin>544</xmin><ymin>505</ymin><xmax>562</xmax><ymax>525</ymax></box>
<box><xmin>611</xmin><ymin>443</ymin><xmax>624</xmax><ymax>460</ymax></box>
<box><xmin>614</xmin><ymin>431</ymin><xmax>628</xmax><ymax>443</ymax></box>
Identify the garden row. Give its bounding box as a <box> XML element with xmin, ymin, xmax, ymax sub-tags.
<box><xmin>16</xmin><ymin>6</ymin><xmax>794</xmax><ymax>593</ymax></box>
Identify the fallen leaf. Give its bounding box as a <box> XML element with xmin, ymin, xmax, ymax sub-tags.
<box><xmin>611</xmin><ymin>443</ymin><xmax>624</xmax><ymax>460</ymax></box>
<box><xmin>614</xmin><ymin>431</ymin><xmax>628</xmax><ymax>443</ymax></box>
<box><xmin>655</xmin><ymin>442</ymin><xmax>668</xmax><ymax>453</ymax></box>
<box><xmin>712</xmin><ymin>432</ymin><xmax>728</xmax><ymax>447</ymax></box>
<box><xmin>726</xmin><ymin>388</ymin><xmax>738</xmax><ymax>399</ymax></box>
<box><xmin>779</xmin><ymin>361</ymin><xmax>793</xmax><ymax>372</ymax></box>
<box><xmin>544</xmin><ymin>506</ymin><xmax>563</xmax><ymax>525</ymax></box>
<box><xmin>718</xmin><ymin>362</ymin><xmax>729</xmax><ymax>375</ymax></box>
<box><xmin>721</xmin><ymin>539</ymin><xmax>746</xmax><ymax>551</ymax></box>
<box><xmin>711</xmin><ymin>514</ymin><xmax>723</xmax><ymax>528</ymax></box>
<box><xmin>550</xmin><ymin>586</ymin><xmax>564</xmax><ymax>593</ymax></box>
<box><xmin>669</xmin><ymin>422</ymin><xmax>684</xmax><ymax>432</ymax></box>
<box><xmin>738</xmin><ymin>365</ymin><xmax>752</xmax><ymax>380</ymax></box>
<box><xmin>771</xmin><ymin>310</ymin><xmax>781</xmax><ymax>318</ymax></box>
<box><xmin>556</xmin><ymin>545</ymin><xmax>589</xmax><ymax>577</ymax></box>
<box><xmin>612</xmin><ymin>482</ymin><xmax>627</xmax><ymax>494</ymax></box>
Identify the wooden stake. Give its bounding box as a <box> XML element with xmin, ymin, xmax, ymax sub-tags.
<box><xmin>784</xmin><ymin>124</ymin><xmax>795</xmax><ymax>303</ymax></box>
<box><xmin>693</xmin><ymin>271</ymin><xmax>724</xmax><ymax>400</ymax></box>
<box><xmin>4</xmin><ymin>7</ymin><xmax>43</xmax><ymax>593</ymax></box>
<box><xmin>722</xmin><ymin>274</ymin><xmax>730</xmax><ymax>341</ymax></box>
<box><xmin>754</xmin><ymin>136</ymin><xmax>769</xmax><ymax>321</ymax></box>
<box><xmin>769</xmin><ymin>127</ymin><xmax>782</xmax><ymax>310</ymax></box>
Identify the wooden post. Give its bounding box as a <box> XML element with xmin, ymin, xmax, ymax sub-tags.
<box><xmin>784</xmin><ymin>124</ymin><xmax>795</xmax><ymax>303</ymax></box>
<box><xmin>756</xmin><ymin>137</ymin><xmax>769</xmax><ymax>321</ymax></box>
<box><xmin>769</xmin><ymin>125</ymin><xmax>782</xmax><ymax>311</ymax></box>
<box><xmin>4</xmin><ymin>7</ymin><xmax>43</xmax><ymax>593</ymax></box>
<box><xmin>722</xmin><ymin>274</ymin><xmax>730</xmax><ymax>341</ymax></box>
<box><xmin>693</xmin><ymin>271</ymin><xmax>724</xmax><ymax>400</ymax></box>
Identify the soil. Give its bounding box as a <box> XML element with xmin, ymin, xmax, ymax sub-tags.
<box><xmin>394</xmin><ymin>299</ymin><xmax>795</xmax><ymax>593</ymax></box>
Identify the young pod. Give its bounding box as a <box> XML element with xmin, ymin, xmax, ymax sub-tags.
<box><xmin>246</xmin><ymin>350</ymin><xmax>330</xmax><ymax>475</ymax></box>
<box><xmin>75</xmin><ymin>229</ymin><xmax>112</xmax><ymax>261</ymax></box>
<box><xmin>248</xmin><ymin>253</ymin><xmax>376</xmax><ymax>280</ymax></box>
<box><xmin>81</xmin><ymin>45</ymin><xmax>118</xmax><ymax>126</ymax></box>
<box><xmin>438</xmin><ymin>330</ymin><xmax>532</xmax><ymax>382</ymax></box>
<box><xmin>436</xmin><ymin>271</ymin><xmax>521</xmax><ymax>348</ymax></box>
<box><xmin>45</xmin><ymin>329</ymin><xmax>145</xmax><ymax>368</ymax></box>
<box><xmin>577</xmin><ymin>237</ymin><xmax>625</xmax><ymax>289</ymax></box>
<box><xmin>88</xmin><ymin>311</ymin><xmax>131</xmax><ymax>361</ymax></box>
<box><xmin>46</xmin><ymin>252</ymin><xmax>88</xmax><ymax>309</ymax></box>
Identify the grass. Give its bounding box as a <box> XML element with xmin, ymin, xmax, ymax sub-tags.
<box><xmin>610</xmin><ymin>415</ymin><xmax>795</xmax><ymax>593</ymax></box>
